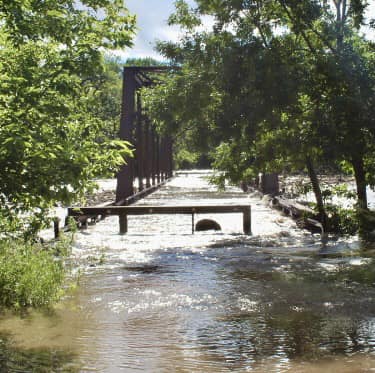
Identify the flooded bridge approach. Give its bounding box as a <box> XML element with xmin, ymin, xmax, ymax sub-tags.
<box><xmin>1</xmin><ymin>171</ymin><xmax>375</xmax><ymax>372</ymax></box>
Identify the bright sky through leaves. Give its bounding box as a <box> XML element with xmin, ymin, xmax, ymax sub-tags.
<box><xmin>120</xmin><ymin>0</ymin><xmax>375</xmax><ymax>61</ymax></box>
<box><xmin>118</xmin><ymin>0</ymin><xmax>207</xmax><ymax>60</ymax></box>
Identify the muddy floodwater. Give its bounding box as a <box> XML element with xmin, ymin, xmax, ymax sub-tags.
<box><xmin>1</xmin><ymin>171</ymin><xmax>375</xmax><ymax>372</ymax></box>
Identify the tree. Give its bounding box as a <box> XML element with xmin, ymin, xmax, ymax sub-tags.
<box><xmin>0</xmin><ymin>0</ymin><xmax>135</xmax><ymax>237</ymax></box>
<box><xmin>92</xmin><ymin>55</ymin><xmax>124</xmax><ymax>139</ymax></box>
<box><xmin>143</xmin><ymin>0</ymin><xmax>374</xmax><ymax>232</ymax></box>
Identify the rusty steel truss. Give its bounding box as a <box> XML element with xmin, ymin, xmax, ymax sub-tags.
<box><xmin>115</xmin><ymin>66</ymin><xmax>174</xmax><ymax>205</ymax></box>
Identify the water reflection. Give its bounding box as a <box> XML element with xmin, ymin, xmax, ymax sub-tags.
<box><xmin>0</xmin><ymin>331</ymin><xmax>80</xmax><ymax>372</ymax></box>
<box><xmin>1</xmin><ymin>171</ymin><xmax>375</xmax><ymax>372</ymax></box>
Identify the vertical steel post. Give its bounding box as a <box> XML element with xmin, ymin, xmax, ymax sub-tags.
<box><xmin>243</xmin><ymin>206</ymin><xmax>252</xmax><ymax>235</ymax></box>
<box><xmin>119</xmin><ymin>214</ymin><xmax>128</xmax><ymax>234</ymax></box>
<box><xmin>156</xmin><ymin>134</ymin><xmax>161</xmax><ymax>183</ymax></box>
<box><xmin>144</xmin><ymin>119</ymin><xmax>151</xmax><ymax>188</ymax></box>
<box><xmin>136</xmin><ymin>93</ymin><xmax>144</xmax><ymax>192</ymax></box>
<box><xmin>160</xmin><ymin>137</ymin><xmax>166</xmax><ymax>181</ymax></box>
<box><xmin>166</xmin><ymin>136</ymin><xmax>173</xmax><ymax>178</ymax></box>
<box><xmin>151</xmin><ymin>127</ymin><xmax>156</xmax><ymax>186</ymax></box>
<box><xmin>116</xmin><ymin>67</ymin><xmax>136</xmax><ymax>202</ymax></box>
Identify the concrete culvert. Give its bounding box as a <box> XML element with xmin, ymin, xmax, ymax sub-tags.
<box><xmin>195</xmin><ymin>219</ymin><xmax>221</xmax><ymax>232</ymax></box>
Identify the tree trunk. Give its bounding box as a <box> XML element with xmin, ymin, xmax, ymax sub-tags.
<box><xmin>305</xmin><ymin>156</ymin><xmax>328</xmax><ymax>230</ymax></box>
<box><xmin>351</xmin><ymin>154</ymin><xmax>368</xmax><ymax>210</ymax></box>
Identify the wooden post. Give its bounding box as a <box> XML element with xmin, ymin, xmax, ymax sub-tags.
<box><xmin>119</xmin><ymin>214</ymin><xmax>128</xmax><ymax>234</ymax></box>
<box><xmin>243</xmin><ymin>206</ymin><xmax>251</xmax><ymax>235</ymax></box>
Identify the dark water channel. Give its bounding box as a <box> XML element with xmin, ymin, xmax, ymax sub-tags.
<box><xmin>1</xmin><ymin>171</ymin><xmax>375</xmax><ymax>372</ymax></box>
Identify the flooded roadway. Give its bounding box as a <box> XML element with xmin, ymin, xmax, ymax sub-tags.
<box><xmin>1</xmin><ymin>171</ymin><xmax>375</xmax><ymax>372</ymax></box>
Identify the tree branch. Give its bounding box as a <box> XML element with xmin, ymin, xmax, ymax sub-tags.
<box><xmin>278</xmin><ymin>0</ymin><xmax>337</xmax><ymax>55</ymax></box>
<box><xmin>255</xmin><ymin>0</ymin><xmax>270</xmax><ymax>49</ymax></box>
<box><xmin>277</xmin><ymin>0</ymin><xmax>318</xmax><ymax>55</ymax></box>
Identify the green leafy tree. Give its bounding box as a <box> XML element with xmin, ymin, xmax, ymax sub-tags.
<box><xmin>125</xmin><ymin>57</ymin><xmax>166</xmax><ymax>67</ymax></box>
<box><xmin>92</xmin><ymin>55</ymin><xmax>124</xmax><ymax>139</ymax></box>
<box><xmin>0</xmin><ymin>0</ymin><xmax>135</xmax><ymax>237</ymax></box>
<box><xmin>144</xmin><ymin>0</ymin><xmax>374</xmax><ymax>232</ymax></box>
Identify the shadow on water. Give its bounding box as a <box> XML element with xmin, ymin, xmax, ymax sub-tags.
<box><xmin>203</xmin><ymin>311</ymin><xmax>372</xmax><ymax>362</ymax></box>
<box><xmin>122</xmin><ymin>264</ymin><xmax>179</xmax><ymax>274</ymax></box>
<box><xmin>0</xmin><ymin>331</ymin><xmax>80</xmax><ymax>372</ymax></box>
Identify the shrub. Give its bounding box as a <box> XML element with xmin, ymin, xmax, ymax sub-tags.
<box><xmin>357</xmin><ymin>209</ymin><xmax>375</xmax><ymax>240</ymax></box>
<box><xmin>0</xmin><ymin>239</ymin><xmax>68</xmax><ymax>309</ymax></box>
<box><xmin>325</xmin><ymin>205</ymin><xmax>360</xmax><ymax>235</ymax></box>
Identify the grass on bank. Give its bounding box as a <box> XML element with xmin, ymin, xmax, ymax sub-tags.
<box><xmin>0</xmin><ymin>238</ymin><xmax>70</xmax><ymax>310</ymax></box>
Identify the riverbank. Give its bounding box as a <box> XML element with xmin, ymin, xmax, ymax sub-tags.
<box><xmin>255</xmin><ymin>173</ymin><xmax>375</xmax><ymax>236</ymax></box>
<box><xmin>279</xmin><ymin>173</ymin><xmax>375</xmax><ymax>210</ymax></box>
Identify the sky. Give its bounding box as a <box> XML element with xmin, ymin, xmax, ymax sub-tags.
<box><xmin>119</xmin><ymin>0</ymin><xmax>193</xmax><ymax>61</ymax></box>
<box><xmin>119</xmin><ymin>0</ymin><xmax>375</xmax><ymax>62</ymax></box>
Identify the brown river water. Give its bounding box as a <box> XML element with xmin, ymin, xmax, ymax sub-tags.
<box><xmin>1</xmin><ymin>171</ymin><xmax>375</xmax><ymax>372</ymax></box>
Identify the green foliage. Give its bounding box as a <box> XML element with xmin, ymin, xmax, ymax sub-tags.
<box><xmin>0</xmin><ymin>41</ymin><xmax>132</xmax><ymax>207</ymax></box>
<box><xmin>174</xmin><ymin>148</ymin><xmax>200</xmax><ymax>169</ymax></box>
<box><xmin>92</xmin><ymin>55</ymin><xmax>124</xmax><ymax>139</ymax></box>
<box><xmin>325</xmin><ymin>205</ymin><xmax>360</xmax><ymax>235</ymax></box>
<box><xmin>328</xmin><ymin>184</ymin><xmax>357</xmax><ymax>201</ymax></box>
<box><xmin>0</xmin><ymin>0</ymin><xmax>135</xmax><ymax>48</ymax></box>
<box><xmin>168</xmin><ymin>0</ymin><xmax>202</xmax><ymax>30</ymax></box>
<box><xmin>142</xmin><ymin>0</ymin><xmax>375</xmax><ymax>232</ymax></box>
<box><xmin>0</xmin><ymin>239</ymin><xmax>69</xmax><ymax>309</ymax></box>
<box><xmin>0</xmin><ymin>0</ymin><xmax>135</xmax><ymax>236</ymax></box>
<box><xmin>210</xmin><ymin>142</ymin><xmax>257</xmax><ymax>187</ymax></box>
<box><xmin>357</xmin><ymin>209</ymin><xmax>375</xmax><ymax>238</ymax></box>
<box><xmin>125</xmin><ymin>57</ymin><xmax>166</xmax><ymax>67</ymax></box>
<box><xmin>290</xmin><ymin>181</ymin><xmax>360</xmax><ymax>234</ymax></box>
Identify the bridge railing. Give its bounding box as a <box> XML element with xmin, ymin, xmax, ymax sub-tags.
<box><xmin>68</xmin><ymin>205</ymin><xmax>252</xmax><ymax>235</ymax></box>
